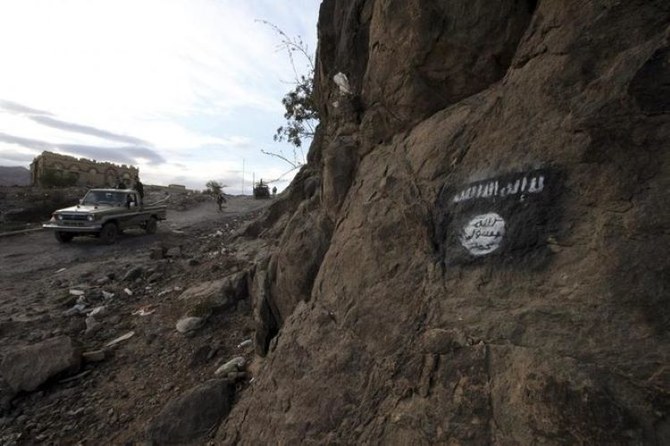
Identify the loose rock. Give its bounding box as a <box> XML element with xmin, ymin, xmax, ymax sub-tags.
<box><xmin>122</xmin><ymin>266</ymin><xmax>143</xmax><ymax>282</ymax></box>
<box><xmin>214</xmin><ymin>356</ymin><xmax>246</xmax><ymax>376</ymax></box>
<box><xmin>0</xmin><ymin>336</ymin><xmax>81</xmax><ymax>393</ymax></box>
<box><xmin>82</xmin><ymin>350</ymin><xmax>106</xmax><ymax>363</ymax></box>
<box><xmin>145</xmin><ymin>379</ymin><xmax>233</xmax><ymax>444</ymax></box>
<box><xmin>176</xmin><ymin>317</ymin><xmax>206</xmax><ymax>334</ymax></box>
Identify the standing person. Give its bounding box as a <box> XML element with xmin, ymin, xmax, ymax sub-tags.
<box><xmin>216</xmin><ymin>193</ymin><xmax>226</xmax><ymax>212</ymax></box>
<box><xmin>134</xmin><ymin>175</ymin><xmax>144</xmax><ymax>205</ymax></box>
<box><xmin>116</xmin><ymin>175</ymin><xmax>127</xmax><ymax>189</ymax></box>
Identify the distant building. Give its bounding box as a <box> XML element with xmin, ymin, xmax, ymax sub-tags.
<box><xmin>30</xmin><ymin>151</ymin><xmax>139</xmax><ymax>188</ymax></box>
<box><xmin>168</xmin><ymin>184</ymin><xmax>187</xmax><ymax>192</ymax></box>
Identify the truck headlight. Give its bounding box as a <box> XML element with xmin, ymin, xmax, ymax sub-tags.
<box><xmin>87</xmin><ymin>215</ymin><xmax>94</xmax><ymax>222</ymax></box>
<box><xmin>57</xmin><ymin>214</ymin><xmax>63</xmax><ymax>221</ymax></box>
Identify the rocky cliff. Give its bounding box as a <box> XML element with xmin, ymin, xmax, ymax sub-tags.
<box><xmin>220</xmin><ymin>1</ymin><xmax>670</xmax><ymax>444</ymax></box>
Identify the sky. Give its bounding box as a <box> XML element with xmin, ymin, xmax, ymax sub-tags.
<box><xmin>0</xmin><ymin>0</ymin><xmax>321</xmax><ymax>194</ymax></box>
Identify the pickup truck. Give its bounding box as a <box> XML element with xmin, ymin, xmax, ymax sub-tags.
<box><xmin>43</xmin><ymin>188</ymin><xmax>167</xmax><ymax>244</ymax></box>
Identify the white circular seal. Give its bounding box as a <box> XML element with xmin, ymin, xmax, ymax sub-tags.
<box><xmin>459</xmin><ymin>212</ymin><xmax>506</xmax><ymax>256</ymax></box>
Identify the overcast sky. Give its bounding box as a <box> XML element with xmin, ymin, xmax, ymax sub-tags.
<box><xmin>0</xmin><ymin>0</ymin><xmax>320</xmax><ymax>194</ymax></box>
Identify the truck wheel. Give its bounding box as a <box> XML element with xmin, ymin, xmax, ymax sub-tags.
<box><xmin>99</xmin><ymin>222</ymin><xmax>118</xmax><ymax>244</ymax></box>
<box><xmin>55</xmin><ymin>231</ymin><xmax>74</xmax><ymax>243</ymax></box>
<box><xmin>145</xmin><ymin>217</ymin><xmax>157</xmax><ymax>234</ymax></box>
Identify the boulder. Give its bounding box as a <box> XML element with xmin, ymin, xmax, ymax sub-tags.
<box><xmin>179</xmin><ymin>274</ymin><xmax>248</xmax><ymax>313</ymax></box>
<box><xmin>145</xmin><ymin>379</ymin><xmax>233</xmax><ymax>444</ymax></box>
<box><xmin>179</xmin><ymin>279</ymin><xmax>227</xmax><ymax>303</ymax></box>
<box><xmin>0</xmin><ymin>336</ymin><xmax>81</xmax><ymax>393</ymax></box>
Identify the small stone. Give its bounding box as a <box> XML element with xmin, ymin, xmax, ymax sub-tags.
<box><xmin>214</xmin><ymin>356</ymin><xmax>246</xmax><ymax>376</ymax></box>
<box><xmin>122</xmin><ymin>267</ymin><xmax>144</xmax><ymax>282</ymax></box>
<box><xmin>105</xmin><ymin>331</ymin><xmax>135</xmax><ymax>348</ymax></box>
<box><xmin>102</xmin><ymin>290</ymin><xmax>115</xmax><ymax>299</ymax></box>
<box><xmin>148</xmin><ymin>272</ymin><xmax>163</xmax><ymax>283</ymax></box>
<box><xmin>176</xmin><ymin>317</ymin><xmax>205</xmax><ymax>334</ymax></box>
<box><xmin>150</xmin><ymin>247</ymin><xmax>166</xmax><ymax>260</ymax></box>
<box><xmin>63</xmin><ymin>304</ymin><xmax>86</xmax><ymax>317</ymax></box>
<box><xmin>166</xmin><ymin>247</ymin><xmax>182</xmax><ymax>258</ymax></box>
<box><xmin>82</xmin><ymin>350</ymin><xmax>106</xmax><ymax>362</ymax></box>
<box><xmin>85</xmin><ymin>317</ymin><xmax>101</xmax><ymax>335</ymax></box>
<box><xmin>89</xmin><ymin>306</ymin><xmax>106</xmax><ymax>317</ymax></box>
<box><xmin>65</xmin><ymin>318</ymin><xmax>87</xmax><ymax>336</ymax></box>
<box><xmin>206</xmin><ymin>347</ymin><xmax>218</xmax><ymax>361</ymax></box>
<box><xmin>237</xmin><ymin>339</ymin><xmax>253</xmax><ymax>349</ymax></box>
<box><xmin>69</xmin><ymin>289</ymin><xmax>85</xmax><ymax>296</ymax></box>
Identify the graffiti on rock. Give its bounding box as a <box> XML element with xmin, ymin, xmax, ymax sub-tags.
<box><xmin>452</xmin><ymin>174</ymin><xmax>545</xmax><ymax>203</ymax></box>
<box><xmin>460</xmin><ymin>213</ymin><xmax>506</xmax><ymax>256</ymax></box>
<box><xmin>435</xmin><ymin>168</ymin><xmax>561</xmax><ymax>267</ymax></box>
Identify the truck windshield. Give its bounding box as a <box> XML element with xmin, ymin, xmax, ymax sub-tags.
<box><xmin>82</xmin><ymin>191</ymin><xmax>126</xmax><ymax>205</ymax></box>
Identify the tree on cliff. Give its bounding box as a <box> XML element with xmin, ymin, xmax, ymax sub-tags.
<box><xmin>259</xmin><ymin>20</ymin><xmax>319</xmax><ymax>168</ymax></box>
<box><xmin>274</xmin><ymin>72</ymin><xmax>318</xmax><ymax>149</ymax></box>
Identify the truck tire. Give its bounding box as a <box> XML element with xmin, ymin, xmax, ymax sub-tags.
<box><xmin>145</xmin><ymin>217</ymin><xmax>157</xmax><ymax>234</ymax></box>
<box><xmin>55</xmin><ymin>231</ymin><xmax>74</xmax><ymax>243</ymax></box>
<box><xmin>99</xmin><ymin>222</ymin><xmax>118</xmax><ymax>244</ymax></box>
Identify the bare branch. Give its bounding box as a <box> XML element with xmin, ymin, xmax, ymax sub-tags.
<box><xmin>256</xmin><ymin>19</ymin><xmax>314</xmax><ymax>82</ymax></box>
<box><xmin>260</xmin><ymin>149</ymin><xmax>302</xmax><ymax>169</ymax></box>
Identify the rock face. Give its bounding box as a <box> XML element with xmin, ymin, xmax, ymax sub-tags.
<box><xmin>0</xmin><ymin>336</ymin><xmax>81</xmax><ymax>393</ymax></box>
<box><xmin>220</xmin><ymin>0</ymin><xmax>670</xmax><ymax>444</ymax></box>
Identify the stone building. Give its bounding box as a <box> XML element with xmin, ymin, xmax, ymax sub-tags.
<box><xmin>30</xmin><ymin>151</ymin><xmax>139</xmax><ymax>188</ymax></box>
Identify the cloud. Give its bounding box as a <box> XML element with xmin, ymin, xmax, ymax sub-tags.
<box><xmin>57</xmin><ymin>145</ymin><xmax>166</xmax><ymax>165</ymax></box>
<box><xmin>0</xmin><ymin>132</ymin><xmax>166</xmax><ymax>165</ymax></box>
<box><xmin>0</xmin><ymin>132</ymin><xmax>51</xmax><ymax>151</ymax></box>
<box><xmin>1</xmin><ymin>98</ymin><xmax>152</xmax><ymax>146</ymax></box>
<box><xmin>0</xmin><ymin>99</ymin><xmax>53</xmax><ymax>116</ymax></box>
<box><xmin>30</xmin><ymin>116</ymin><xmax>151</xmax><ymax>146</ymax></box>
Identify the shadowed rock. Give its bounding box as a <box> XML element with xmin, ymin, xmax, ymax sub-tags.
<box><xmin>0</xmin><ymin>336</ymin><xmax>81</xmax><ymax>393</ymax></box>
<box><xmin>146</xmin><ymin>379</ymin><xmax>233</xmax><ymax>444</ymax></box>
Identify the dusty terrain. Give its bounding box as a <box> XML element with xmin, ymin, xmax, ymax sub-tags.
<box><xmin>0</xmin><ymin>194</ymin><xmax>272</xmax><ymax>445</ymax></box>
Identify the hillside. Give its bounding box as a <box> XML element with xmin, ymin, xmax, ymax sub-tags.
<box><xmin>0</xmin><ymin>166</ymin><xmax>30</xmax><ymax>186</ymax></box>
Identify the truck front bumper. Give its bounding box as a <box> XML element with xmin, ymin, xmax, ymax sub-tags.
<box><xmin>43</xmin><ymin>222</ymin><xmax>103</xmax><ymax>232</ymax></box>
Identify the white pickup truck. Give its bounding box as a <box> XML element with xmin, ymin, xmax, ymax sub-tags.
<box><xmin>43</xmin><ymin>188</ymin><xmax>167</xmax><ymax>244</ymax></box>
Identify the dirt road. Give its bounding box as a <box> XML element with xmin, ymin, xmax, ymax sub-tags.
<box><xmin>0</xmin><ymin>196</ymin><xmax>269</xmax><ymax>276</ymax></box>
